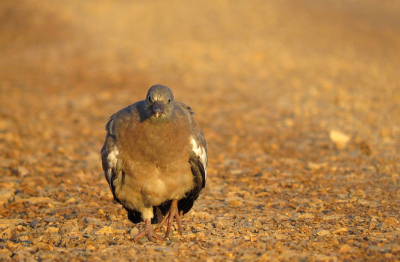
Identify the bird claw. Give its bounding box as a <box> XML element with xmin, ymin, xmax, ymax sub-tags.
<box><xmin>165</xmin><ymin>199</ymin><xmax>183</xmax><ymax>238</ymax></box>
<box><xmin>132</xmin><ymin>219</ymin><xmax>164</xmax><ymax>242</ymax></box>
<box><xmin>152</xmin><ymin>199</ymin><xmax>184</xmax><ymax>239</ymax></box>
<box><xmin>133</xmin><ymin>231</ymin><xmax>164</xmax><ymax>243</ymax></box>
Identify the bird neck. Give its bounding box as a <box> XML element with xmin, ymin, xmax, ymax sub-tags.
<box><xmin>148</xmin><ymin>111</ymin><xmax>175</xmax><ymax>124</ymax></box>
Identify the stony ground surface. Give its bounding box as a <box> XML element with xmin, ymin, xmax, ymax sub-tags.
<box><xmin>1</xmin><ymin>0</ymin><xmax>400</xmax><ymax>261</ymax></box>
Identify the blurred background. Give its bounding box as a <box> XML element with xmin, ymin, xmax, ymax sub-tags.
<box><xmin>0</xmin><ymin>0</ymin><xmax>400</xmax><ymax>258</ymax></box>
<box><xmin>1</xmin><ymin>0</ymin><xmax>399</xmax><ymax>166</ymax></box>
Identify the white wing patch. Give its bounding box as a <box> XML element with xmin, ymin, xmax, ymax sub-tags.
<box><xmin>106</xmin><ymin>147</ymin><xmax>119</xmax><ymax>189</ymax></box>
<box><xmin>108</xmin><ymin>119</ymin><xmax>116</xmax><ymax>136</ymax></box>
<box><xmin>191</xmin><ymin>137</ymin><xmax>208</xmax><ymax>181</ymax></box>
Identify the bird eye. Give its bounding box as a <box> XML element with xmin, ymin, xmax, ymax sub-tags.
<box><xmin>148</xmin><ymin>96</ymin><xmax>152</xmax><ymax>102</ymax></box>
<box><xmin>168</xmin><ymin>98</ymin><xmax>171</xmax><ymax>103</ymax></box>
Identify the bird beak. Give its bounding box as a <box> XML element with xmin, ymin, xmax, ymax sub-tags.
<box><xmin>153</xmin><ymin>101</ymin><xmax>164</xmax><ymax>117</ymax></box>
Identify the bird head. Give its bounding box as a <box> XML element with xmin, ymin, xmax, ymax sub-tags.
<box><xmin>145</xmin><ymin>85</ymin><xmax>175</xmax><ymax>119</ymax></box>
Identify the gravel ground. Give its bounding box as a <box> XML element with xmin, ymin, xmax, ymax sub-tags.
<box><xmin>1</xmin><ymin>0</ymin><xmax>400</xmax><ymax>261</ymax></box>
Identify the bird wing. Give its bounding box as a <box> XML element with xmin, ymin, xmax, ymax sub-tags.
<box><xmin>100</xmin><ymin>112</ymin><xmax>121</xmax><ymax>194</ymax></box>
<box><xmin>101</xmin><ymin>104</ymin><xmax>157</xmax><ymax>224</ymax></box>
<box><xmin>174</xmin><ymin>103</ymin><xmax>208</xmax><ymax>214</ymax></box>
<box><xmin>189</xmin><ymin>119</ymin><xmax>208</xmax><ymax>188</ymax></box>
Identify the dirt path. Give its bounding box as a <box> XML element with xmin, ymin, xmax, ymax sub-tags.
<box><xmin>1</xmin><ymin>0</ymin><xmax>400</xmax><ymax>261</ymax></box>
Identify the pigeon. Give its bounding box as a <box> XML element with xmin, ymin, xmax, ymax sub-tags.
<box><xmin>101</xmin><ymin>85</ymin><xmax>207</xmax><ymax>242</ymax></box>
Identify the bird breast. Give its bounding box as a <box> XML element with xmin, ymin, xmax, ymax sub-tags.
<box><xmin>116</xmin><ymin>112</ymin><xmax>194</xmax><ymax>206</ymax></box>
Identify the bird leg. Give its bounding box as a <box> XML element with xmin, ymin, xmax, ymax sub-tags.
<box><xmin>132</xmin><ymin>218</ymin><xmax>164</xmax><ymax>242</ymax></box>
<box><xmin>164</xmin><ymin>199</ymin><xmax>183</xmax><ymax>238</ymax></box>
<box><xmin>154</xmin><ymin>211</ymin><xmax>169</xmax><ymax>232</ymax></box>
